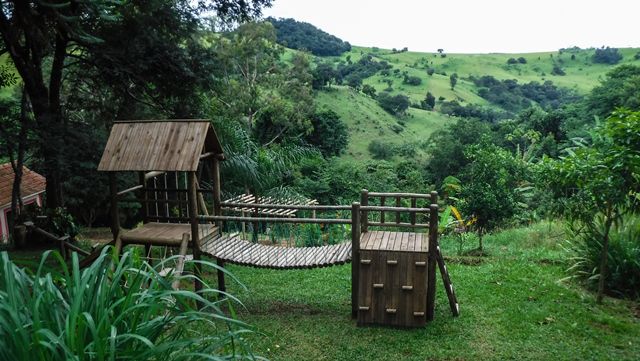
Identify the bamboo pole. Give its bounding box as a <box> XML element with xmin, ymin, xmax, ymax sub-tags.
<box><xmin>351</xmin><ymin>201</ymin><xmax>361</xmax><ymax>319</ymax></box>
<box><xmin>212</xmin><ymin>157</ymin><xmax>225</xmax><ymax>294</ymax></box>
<box><xmin>188</xmin><ymin>172</ymin><xmax>203</xmax><ymax>298</ymax></box>
<box><xmin>426</xmin><ymin>194</ymin><xmax>439</xmax><ymax>322</ymax></box>
<box><xmin>360</xmin><ymin>189</ymin><xmax>368</xmax><ymax>233</ymax></box>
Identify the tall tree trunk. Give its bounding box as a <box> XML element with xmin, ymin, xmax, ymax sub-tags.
<box><xmin>597</xmin><ymin>206</ymin><xmax>614</xmax><ymax>304</ymax></box>
<box><xmin>9</xmin><ymin>89</ymin><xmax>30</xmax><ymax>229</ymax></box>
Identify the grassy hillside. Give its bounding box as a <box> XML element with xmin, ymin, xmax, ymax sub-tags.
<box><xmin>345</xmin><ymin>46</ymin><xmax>640</xmax><ymax>100</ymax></box>
<box><xmin>316</xmin><ymin>46</ymin><xmax>640</xmax><ymax>162</ymax></box>
<box><xmin>315</xmin><ymin>86</ymin><xmax>450</xmax><ymax>162</ymax></box>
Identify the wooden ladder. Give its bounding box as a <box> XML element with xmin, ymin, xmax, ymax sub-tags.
<box><xmin>435</xmin><ymin>243</ymin><xmax>460</xmax><ymax>317</ymax></box>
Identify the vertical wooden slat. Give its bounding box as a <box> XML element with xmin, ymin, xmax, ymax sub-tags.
<box><xmin>360</xmin><ymin>189</ymin><xmax>368</xmax><ymax>233</ymax></box>
<box><xmin>395</xmin><ymin>196</ymin><xmax>401</xmax><ymax>224</ymax></box>
<box><xmin>380</xmin><ymin>196</ymin><xmax>386</xmax><ymax>224</ymax></box>
<box><xmin>351</xmin><ymin>201</ymin><xmax>361</xmax><ymax>319</ymax></box>
<box><xmin>426</xmin><ymin>201</ymin><xmax>438</xmax><ymax>322</ymax></box>
<box><xmin>188</xmin><ymin>172</ymin><xmax>203</xmax><ymax>299</ymax></box>
<box><xmin>410</xmin><ymin>198</ymin><xmax>417</xmax><ymax>225</ymax></box>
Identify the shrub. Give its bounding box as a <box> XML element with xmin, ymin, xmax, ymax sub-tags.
<box><xmin>377</xmin><ymin>91</ymin><xmax>410</xmax><ymax>115</ymax></box>
<box><xmin>551</xmin><ymin>64</ymin><xmax>566</xmax><ymax>76</ymax></box>
<box><xmin>403</xmin><ymin>75</ymin><xmax>422</xmax><ymax>85</ymax></box>
<box><xmin>566</xmin><ymin>214</ymin><xmax>640</xmax><ymax>299</ymax></box>
<box><xmin>592</xmin><ymin>46</ymin><xmax>623</xmax><ymax>64</ymax></box>
<box><xmin>517</xmin><ymin>57</ymin><xmax>527</xmax><ymax>64</ymax></box>
<box><xmin>0</xmin><ymin>248</ymin><xmax>254</xmax><ymax>360</ymax></box>
<box><xmin>507</xmin><ymin>57</ymin><xmax>518</xmax><ymax>65</ymax></box>
<box><xmin>368</xmin><ymin>139</ymin><xmax>395</xmax><ymax>159</ymax></box>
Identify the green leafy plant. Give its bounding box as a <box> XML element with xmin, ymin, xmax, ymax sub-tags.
<box><xmin>0</xmin><ymin>248</ymin><xmax>258</xmax><ymax>361</ymax></box>
<box><xmin>565</xmin><ymin>214</ymin><xmax>640</xmax><ymax>299</ymax></box>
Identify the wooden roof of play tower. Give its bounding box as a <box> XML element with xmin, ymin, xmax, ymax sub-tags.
<box><xmin>98</xmin><ymin>120</ymin><xmax>223</xmax><ymax>172</ymax></box>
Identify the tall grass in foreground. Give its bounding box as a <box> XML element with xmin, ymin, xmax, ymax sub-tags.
<box><xmin>566</xmin><ymin>214</ymin><xmax>640</xmax><ymax>299</ymax></box>
<box><xmin>0</xmin><ymin>247</ymin><xmax>260</xmax><ymax>361</ymax></box>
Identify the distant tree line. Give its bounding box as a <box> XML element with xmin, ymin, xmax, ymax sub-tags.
<box><xmin>267</xmin><ymin>17</ymin><xmax>351</xmax><ymax>56</ymax></box>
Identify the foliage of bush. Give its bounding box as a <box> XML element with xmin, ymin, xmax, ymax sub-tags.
<box><xmin>402</xmin><ymin>75</ymin><xmax>422</xmax><ymax>85</ymax></box>
<box><xmin>566</xmin><ymin>214</ymin><xmax>640</xmax><ymax>299</ymax></box>
<box><xmin>368</xmin><ymin>139</ymin><xmax>396</xmax><ymax>159</ymax></box>
<box><xmin>376</xmin><ymin>91</ymin><xmax>410</xmax><ymax>115</ymax></box>
<box><xmin>305</xmin><ymin>110</ymin><xmax>349</xmax><ymax>157</ymax></box>
<box><xmin>0</xmin><ymin>248</ymin><xmax>254</xmax><ymax>360</ymax></box>
<box><xmin>592</xmin><ymin>46</ymin><xmax>623</xmax><ymax>64</ymax></box>
<box><xmin>439</xmin><ymin>100</ymin><xmax>508</xmax><ymax>122</ymax></box>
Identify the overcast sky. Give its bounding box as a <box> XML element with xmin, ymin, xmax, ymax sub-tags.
<box><xmin>262</xmin><ymin>0</ymin><xmax>640</xmax><ymax>54</ymax></box>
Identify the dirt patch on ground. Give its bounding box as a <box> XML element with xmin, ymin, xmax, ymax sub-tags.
<box><xmin>443</xmin><ymin>256</ymin><xmax>485</xmax><ymax>266</ymax></box>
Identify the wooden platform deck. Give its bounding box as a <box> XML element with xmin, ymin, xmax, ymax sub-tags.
<box><xmin>120</xmin><ymin>222</ymin><xmax>218</xmax><ymax>246</ymax></box>
<box><xmin>360</xmin><ymin>231</ymin><xmax>428</xmax><ymax>252</ymax></box>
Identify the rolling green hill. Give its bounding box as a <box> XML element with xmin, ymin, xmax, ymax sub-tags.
<box><xmin>316</xmin><ymin>46</ymin><xmax>640</xmax><ymax>163</ymax></box>
<box><xmin>315</xmin><ymin>86</ymin><xmax>450</xmax><ymax>162</ymax></box>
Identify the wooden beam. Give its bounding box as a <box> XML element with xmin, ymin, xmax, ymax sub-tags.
<box><xmin>201</xmin><ymin>215</ymin><xmax>351</xmax><ymax>225</ymax></box>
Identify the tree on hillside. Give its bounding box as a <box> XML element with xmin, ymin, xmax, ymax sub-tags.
<box><xmin>305</xmin><ymin>110</ymin><xmax>348</xmax><ymax>157</ymax></box>
<box><xmin>592</xmin><ymin>46</ymin><xmax>623</xmax><ymax>64</ymax></box>
<box><xmin>377</xmin><ymin>91</ymin><xmax>410</xmax><ymax>115</ymax></box>
<box><xmin>450</xmin><ymin>73</ymin><xmax>458</xmax><ymax>90</ymax></box>
<box><xmin>362</xmin><ymin>84</ymin><xmax>377</xmax><ymax>98</ymax></box>
<box><xmin>421</xmin><ymin>91</ymin><xmax>436</xmax><ymax>110</ymax></box>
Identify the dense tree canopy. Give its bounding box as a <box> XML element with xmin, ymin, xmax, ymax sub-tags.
<box><xmin>267</xmin><ymin>17</ymin><xmax>351</xmax><ymax>56</ymax></box>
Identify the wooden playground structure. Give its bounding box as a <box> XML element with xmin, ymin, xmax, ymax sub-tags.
<box><xmin>89</xmin><ymin>119</ymin><xmax>458</xmax><ymax>327</ymax></box>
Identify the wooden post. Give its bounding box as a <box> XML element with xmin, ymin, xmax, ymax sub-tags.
<box><xmin>171</xmin><ymin>233</ymin><xmax>190</xmax><ymax>290</ymax></box>
<box><xmin>252</xmin><ymin>193</ymin><xmax>259</xmax><ymax>243</ymax></box>
<box><xmin>188</xmin><ymin>172</ymin><xmax>203</xmax><ymax>297</ymax></box>
<box><xmin>351</xmin><ymin>201</ymin><xmax>361</xmax><ymax>319</ymax></box>
<box><xmin>211</xmin><ymin>157</ymin><xmax>226</xmax><ymax>294</ymax></box>
<box><xmin>380</xmin><ymin>196</ymin><xmax>385</xmax><ymax>224</ymax></box>
<box><xmin>410</xmin><ymin>197</ymin><xmax>417</xmax><ymax>225</ymax></box>
<box><xmin>108</xmin><ymin>173</ymin><xmax>120</xmax><ymax>241</ymax></box>
<box><xmin>426</xmin><ymin>201</ymin><xmax>438</xmax><ymax>321</ymax></box>
<box><xmin>212</xmin><ymin>158</ymin><xmax>222</xmax><ymax>221</ymax></box>
<box><xmin>139</xmin><ymin>172</ymin><xmax>152</xmax><ymax>266</ymax></box>
<box><xmin>360</xmin><ymin>189</ymin><xmax>368</xmax><ymax>233</ymax></box>
<box><xmin>395</xmin><ymin>196</ymin><xmax>401</xmax><ymax>224</ymax></box>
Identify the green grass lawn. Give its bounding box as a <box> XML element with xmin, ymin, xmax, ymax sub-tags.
<box><xmin>205</xmin><ymin>222</ymin><xmax>640</xmax><ymax>360</ymax></box>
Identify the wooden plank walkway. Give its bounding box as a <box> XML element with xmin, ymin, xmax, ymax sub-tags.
<box><xmin>360</xmin><ymin>231</ymin><xmax>428</xmax><ymax>252</ymax></box>
<box><xmin>201</xmin><ymin>234</ymin><xmax>352</xmax><ymax>269</ymax></box>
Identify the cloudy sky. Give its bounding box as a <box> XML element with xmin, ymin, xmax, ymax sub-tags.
<box><xmin>263</xmin><ymin>0</ymin><xmax>639</xmax><ymax>53</ymax></box>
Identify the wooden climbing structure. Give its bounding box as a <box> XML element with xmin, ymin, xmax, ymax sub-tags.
<box><xmin>92</xmin><ymin>119</ymin><xmax>458</xmax><ymax>326</ymax></box>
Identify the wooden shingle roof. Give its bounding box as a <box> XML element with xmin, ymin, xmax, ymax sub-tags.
<box><xmin>0</xmin><ymin>163</ymin><xmax>46</xmax><ymax>208</ymax></box>
<box><xmin>98</xmin><ymin>120</ymin><xmax>223</xmax><ymax>172</ymax></box>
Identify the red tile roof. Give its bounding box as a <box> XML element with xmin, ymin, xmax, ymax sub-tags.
<box><xmin>0</xmin><ymin>163</ymin><xmax>46</xmax><ymax>208</ymax></box>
